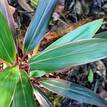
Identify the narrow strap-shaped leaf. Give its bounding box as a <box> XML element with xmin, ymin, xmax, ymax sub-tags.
<box><xmin>34</xmin><ymin>86</ymin><xmax>53</xmax><ymax>107</ymax></box>
<box><xmin>94</xmin><ymin>31</ymin><xmax>107</xmax><ymax>39</ymax></box>
<box><xmin>40</xmin><ymin>78</ymin><xmax>107</xmax><ymax>106</ymax></box>
<box><xmin>0</xmin><ymin>0</ymin><xmax>16</xmax><ymax>32</ymax></box>
<box><xmin>24</xmin><ymin>0</ymin><xmax>57</xmax><ymax>53</ymax></box>
<box><xmin>0</xmin><ymin>67</ymin><xmax>19</xmax><ymax>107</ymax></box>
<box><xmin>0</xmin><ymin>12</ymin><xmax>16</xmax><ymax>64</ymax></box>
<box><xmin>45</xmin><ymin>19</ymin><xmax>103</xmax><ymax>50</ymax></box>
<box><xmin>29</xmin><ymin>38</ymin><xmax>107</xmax><ymax>72</ymax></box>
<box><xmin>11</xmin><ymin>71</ymin><xmax>36</xmax><ymax>107</ymax></box>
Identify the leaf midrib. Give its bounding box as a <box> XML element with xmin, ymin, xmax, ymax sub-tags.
<box><xmin>30</xmin><ymin>43</ymin><xmax>107</xmax><ymax>65</ymax></box>
<box><xmin>25</xmin><ymin>0</ymin><xmax>53</xmax><ymax>52</ymax></box>
<box><xmin>19</xmin><ymin>72</ymin><xmax>28</xmax><ymax>107</ymax></box>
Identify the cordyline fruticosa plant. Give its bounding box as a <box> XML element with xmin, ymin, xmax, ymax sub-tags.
<box><xmin>0</xmin><ymin>0</ymin><xmax>107</xmax><ymax>107</ymax></box>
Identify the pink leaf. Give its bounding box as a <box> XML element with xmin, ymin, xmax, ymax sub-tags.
<box><xmin>0</xmin><ymin>0</ymin><xmax>17</xmax><ymax>33</ymax></box>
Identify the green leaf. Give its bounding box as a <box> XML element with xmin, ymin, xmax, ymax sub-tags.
<box><xmin>30</xmin><ymin>0</ymin><xmax>39</xmax><ymax>8</ymax></box>
<box><xmin>24</xmin><ymin>0</ymin><xmax>57</xmax><ymax>53</ymax></box>
<box><xmin>88</xmin><ymin>69</ymin><xmax>94</xmax><ymax>83</ymax></box>
<box><xmin>11</xmin><ymin>71</ymin><xmax>36</xmax><ymax>107</ymax></box>
<box><xmin>29</xmin><ymin>38</ymin><xmax>107</xmax><ymax>72</ymax></box>
<box><xmin>45</xmin><ymin>19</ymin><xmax>103</xmax><ymax>50</ymax></box>
<box><xmin>0</xmin><ymin>67</ymin><xmax>19</xmax><ymax>107</ymax></box>
<box><xmin>94</xmin><ymin>31</ymin><xmax>107</xmax><ymax>39</ymax></box>
<box><xmin>0</xmin><ymin>12</ymin><xmax>16</xmax><ymax>64</ymax></box>
<box><xmin>41</xmin><ymin>78</ymin><xmax>107</xmax><ymax>106</ymax></box>
<box><xmin>34</xmin><ymin>86</ymin><xmax>53</xmax><ymax>107</ymax></box>
<box><xmin>30</xmin><ymin>70</ymin><xmax>46</xmax><ymax>78</ymax></box>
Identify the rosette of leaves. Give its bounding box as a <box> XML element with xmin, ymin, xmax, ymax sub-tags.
<box><xmin>0</xmin><ymin>0</ymin><xmax>107</xmax><ymax>107</ymax></box>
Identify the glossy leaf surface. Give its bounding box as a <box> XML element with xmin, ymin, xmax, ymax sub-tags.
<box><xmin>24</xmin><ymin>0</ymin><xmax>57</xmax><ymax>53</ymax></box>
<box><xmin>41</xmin><ymin>78</ymin><xmax>107</xmax><ymax>106</ymax></box>
<box><xmin>34</xmin><ymin>86</ymin><xmax>53</xmax><ymax>107</ymax></box>
<box><xmin>30</xmin><ymin>39</ymin><xmax>107</xmax><ymax>72</ymax></box>
<box><xmin>0</xmin><ymin>12</ymin><xmax>16</xmax><ymax>64</ymax></box>
<box><xmin>12</xmin><ymin>71</ymin><xmax>36</xmax><ymax>107</ymax></box>
<box><xmin>0</xmin><ymin>67</ymin><xmax>19</xmax><ymax>107</ymax></box>
<box><xmin>46</xmin><ymin>19</ymin><xmax>103</xmax><ymax>50</ymax></box>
